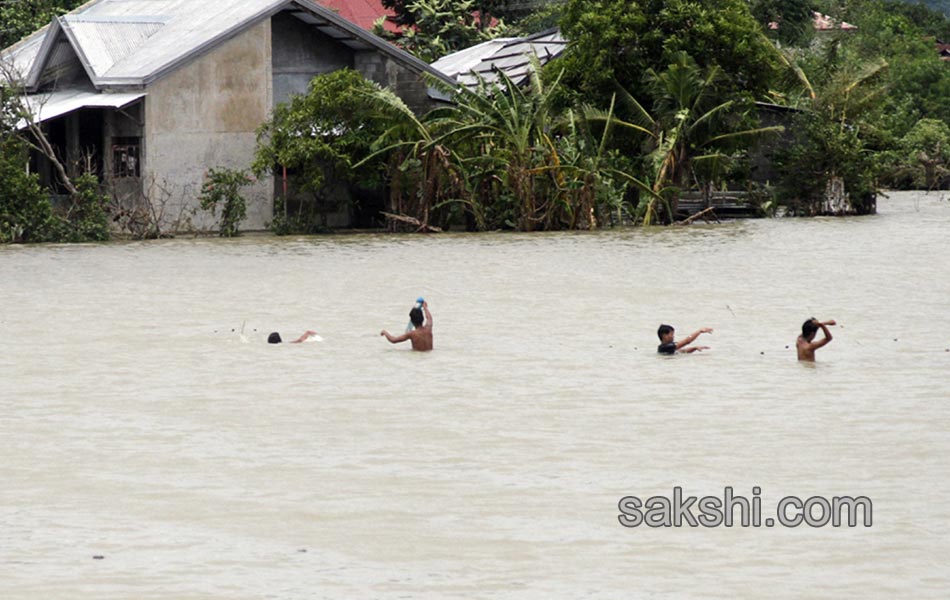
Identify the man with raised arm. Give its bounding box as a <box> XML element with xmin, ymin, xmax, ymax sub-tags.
<box><xmin>797</xmin><ymin>318</ymin><xmax>836</xmax><ymax>361</ymax></box>
<box><xmin>657</xmin><ymin>324</ymin><xmax>713</xmax><ymax>355</ymax></box>
<box><xmin>380</xmin><ymin>301</ymin><xmax>433</xmax><ymax>351</ymax></box>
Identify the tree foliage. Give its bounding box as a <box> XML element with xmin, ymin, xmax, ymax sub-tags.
<box><xmin>891</xmin><ymin>117</ymin><xmax>950</xmax><ymax>189</ymax></box>
<box><xmin>0</xmin><ymin>134</ymin><xmax>58</xmax><ymax>243</ymax></box>
<box><xmin>358</xmin><ymin>60</ymin><xmax>635</xmax><ymax>231</ymax></box>
<box><xmin>771</xmin><ymin>44</ymin><xmax>887</xmax><ymax>213</ymax></box>
<box><xmin>2</xmin><ymin>82</ymin><xmax>111</xmax><ymax>243</ymax></box>
<box><xmin>253</xmin><ymin>69</ymin><xmax>389</xmax><ymax>233</ymax></box>
<box><xmin>751</xmin><ymin>0</ymin><xmax>817</xmax><ymax>46</ymax></box>
<box><xmin>374</xmin><ymin>0</ymin><xmax>509</xmax><ymax>62</ymax></box>
<box><xmin>198</xmin><ymin>168</ymin><xmax>252</xmax><ymax>237</ymax></box>
<box><xmin>557</xmin><ymin>0</ymin><xmax>779</xmax><ymax>109</ymax></box>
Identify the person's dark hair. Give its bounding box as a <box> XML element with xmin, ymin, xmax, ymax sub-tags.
<box><xmin>409</xmin><ymin>307</ymin><xmax>424</xmax><ymax>327</ymax></box>
<box><xmin>267</xmin><ymin>332</ymin><xmax>282</xmax><ymax>344</ymax></box>
<box><xmin>801</xmin><ymin>319</ymin><xmax>818</xmax><ymax>338</ymax></box>
<box><xmin>657</xmin><ymin>324</ymin><xmax>674</xmax><ymax>340</ymax></box>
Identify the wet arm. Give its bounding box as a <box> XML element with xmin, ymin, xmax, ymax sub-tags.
<box><xmin>381</xmin><ymin>330</ymin><xmax>410</xmax><ymax>344</ymax></box>
<box><xmin>680</xmin><ymin>345</ymin><xmax>710</xmax><ymax>354</ymax></box>
<box><xmin>290</xmin><ymin>330</ymin><xmax>317</xmax><ymax>343</ymax></box>
<box><xmin>676</xmin><ymin>328</ymin><xmax>712</xmax><ymax>350</ymax></box>
<box><xmin>808</xmin><ymin>323</ymin><xmax>833</xmax><ymax>350</ymax></box>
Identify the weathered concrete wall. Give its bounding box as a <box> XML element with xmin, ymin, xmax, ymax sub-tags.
<box><xmin>271</xmin><ymin>12</ymin><xmax>353</xmax><ymax>106</ymax></box>
<box><xmin>355</xmin><ymin>51</ymin><xmax>437</xmax><ymax>115</ymax></box>
<box><xmin>140</xmin><ymin>12</ymin><xmax>439</xmax><ymax>232</ymax></box>
<box><xmin>145</xmin><ymin>20</ymin><xmax>273</xmax><ymax>231</ymax></box>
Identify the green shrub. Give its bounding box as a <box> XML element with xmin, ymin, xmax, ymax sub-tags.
<box><xmin>198</xmin><ymin>167</ymin><xmax>252</xmax><ymax>237</ymax></box>
<box><xmin>64</xmin><ymin>173</ymin><xmax>110</xmax><ymax>242</ymax></box>
<box><xmin>0</xmin><ymin>137</ymin><xmax>58</xmax><ymax>243</ymax></box>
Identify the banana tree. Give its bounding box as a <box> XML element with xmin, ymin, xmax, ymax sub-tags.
<box><xmin>356</xmin><ymin>84</ymin><xmax>463</xmax><ymax>230</ymax></box>
<box><xmin>427</xmin><ymin>58</ymin><xmax>564</xmax><ymax>231</ymax></box>
<box><xmin>772</xmin><ymin>46</ymin><xmax>888</xmax><ymax>214</ymax></box>
<box><xmin>586</xmin><ymin>52</ymin><xmax>783</xmax><ymax>223</ymax></box>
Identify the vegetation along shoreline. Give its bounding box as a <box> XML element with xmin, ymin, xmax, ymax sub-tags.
<box><xmin>3</xmin><ymin>0</ymin><xmax>950</xmax><ymax>243</ymax></box>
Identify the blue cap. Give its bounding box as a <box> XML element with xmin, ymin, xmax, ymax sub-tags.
<box><xmin>416</xmin><ymin>297</ymin><xmax>425</xmax><ymax>304</ymax></box>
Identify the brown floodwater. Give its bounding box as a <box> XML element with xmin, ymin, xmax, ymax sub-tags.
<box><xmin>2</xmin><ymin>191</ymin><xmax>948</xmax><ymax>598</ymax></box>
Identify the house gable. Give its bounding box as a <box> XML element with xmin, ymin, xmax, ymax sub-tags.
<box><xmin>272</xmin><ymin>10</ymin><xmax>355</xmax><ymax>104</ymax></box>
<box><xmin>27</xmin><ymin>19</ymin><xmax>94</xmax><ymax>91</ymax></box>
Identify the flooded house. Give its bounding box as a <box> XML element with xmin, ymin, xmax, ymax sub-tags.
<box><xmin>1</xmin><ymin>0</ymin><xmax>453</xmax><ymax>230</ymax></box>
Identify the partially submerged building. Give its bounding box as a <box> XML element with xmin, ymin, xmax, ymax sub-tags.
<box><xmin>2</xmin><ymin>0</ymin><xmax>453</xmax><ymax>230</ymax></box>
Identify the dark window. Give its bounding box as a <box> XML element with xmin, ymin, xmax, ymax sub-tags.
<box><xmin>112</xmin><ymin>137</ymin><xmax>140</xmax><ymax>177</ymax></box>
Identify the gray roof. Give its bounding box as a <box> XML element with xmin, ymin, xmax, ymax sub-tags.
<box><xmin>3</xmin><ymin>0</ymin><xmax>454</xmax><ymax>91</ymax></box>
<box><xmin>430</xmin><ymin>28</ymin><xmax>566</xmax><ymax>90</ymax></box>
<box><xmin>17</xmin><ymin>88</ymin><xmax>145</xmax><ymax>129</ymax></box>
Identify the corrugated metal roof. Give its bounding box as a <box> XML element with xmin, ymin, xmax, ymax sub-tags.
<box><xmin>65</xmin><ymin>19</ymin><xmax>165</xmax><ymax>76</ymax></box>
<box><xmin>4</xmin><ymin>0</ymin><xmax>452</xmax><ymax>90</ymax></box>
<box><xmin>17</xmin><ymin>88</ymin><xmax>145</xmax><ymax>128</ymax></box>
<box><xmin>431</xmin><ymin>29</ymin><xmax>566</xmax><ymax>90</ymax></box>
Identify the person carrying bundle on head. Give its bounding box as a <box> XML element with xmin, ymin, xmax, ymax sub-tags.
<box><xmin>381</xmin><ymin>299</ymin><xmax>433</xmax><ymax>351</ymax></box>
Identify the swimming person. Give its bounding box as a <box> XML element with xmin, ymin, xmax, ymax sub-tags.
<box><xmin>268</xmin><ymin>330</ymin><xmax>320</xmax><ymax>344</ymax></box>
<box><xmin>796</xmin><ymin>318</ymin><xmax>836</xmax><ymax>361</ymax></box>
<box><xmin>657</xmin><ymin>324</ymin><xmax>713</xmax><ymax>354</ymax></box>
<box><xmin>381</xmin><ymin>300</ymin><xmax>433</xmax><ymax>351</ymax></box>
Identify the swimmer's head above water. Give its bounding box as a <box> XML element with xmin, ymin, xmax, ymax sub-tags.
<box><xmin>801</xmin><ymin>318</ymin><xmax>819</xmax><ymax>341</ymax></box>
<box><xmin>409</xmin><ymin>307</ymin><xmax>424</xmax><ymax>328</ymax></box>
<box><xmin>268</xmin><ymin>332</ymin><xmax>282</xmax><ymax>344</ymax></box>
<box><xmin>657</xmin><ymin>324</ymin><xmax>675</xmax><ymax>343</ymax></box>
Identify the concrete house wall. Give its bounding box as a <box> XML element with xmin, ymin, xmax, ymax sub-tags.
<box><xmin>272</xmin><ymin>12</ymin><xmax>352</xmax><ymax>105</ymax></box>
<box><xmin>142</xmin><ymin>13</ymin><xmax>442</xmax><ymax>231</ymax></box>
<box><xmin>145</xmin><ymin>20</ymin><xmax>274</xmax><ymax>230</ymax></box>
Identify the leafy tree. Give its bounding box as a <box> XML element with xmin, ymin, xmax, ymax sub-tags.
<box><xmin>588</xmin><ymin>53</ymin><xmax>783</xmax><ymax>223</ymax></box>
<box><xmin>253</xmin><ymin>69</ymin><xmax>388</xmax><ymax>233</ymax></box>
<box><xmin>0</xmin><ymin>135</ymin><xmax>58</xmax><ymax>243</ymax></box>
<box><xmin>782</xmin><ymin>0</ymin><xmax>950</xmax><ymax>191</ymax></box>
<box><xmin>840</xmin><ymin>0</ymin><xmax>950</xmax><ymax>128</ymax></box>
<box><xmin>772</xmin><ymin>48</ymin><xmax>887</xmax><ymax>213</ymax></box>
<box><xmin>895</xmin><ymin>117</ymin><xmax>950</xmax><ymax>189</ymax></box>
<box><xmin>374</xmin><ymin>0</ymin><xmax>508</xmax><ymax>62</ymax></box>
<box><xmin>361</xmin><ymin>58</ymin><xmax>635</xmax><ymax>231</ymax></box>
<box><xmin>507</xmin><ymin>1</ymin><xmax>566</xmax><ymax>34</ymax></box>
<box><xmin>557</xmin><ymin>0</ymin><xmax>779</xmax><ymax>109</ymax></box>
<box><xmin>380</xmin><ymin>0</ymin><xmax>518</xmax><ymax>28</ymax></box>
<box><xmin>64</xmin><ymin>173</ymin><xmax>110</xmax><ymax>242</ymax></box>
<box><xmin>879</xmin><ymin>0</ymin><xmax>950</xmax><ymax>39</ymax></box>
<box><xmin>751</xmin><ymin>0</ymin><xmax>817</xmax><ymax>46</ymax></box>
<box><xmin>357</xmin><ymin>84</ymin><xmax>464</xmax><ymax>231</ymax></box>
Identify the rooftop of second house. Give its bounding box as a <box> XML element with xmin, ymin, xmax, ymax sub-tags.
<box><xmin>318</xmin><ymin>0</ymin><xmax>398</xmax><ymax>33</ymax></box>
<box><xmin>431</xmin><ymin>28</ymin><xmax>566</xmax><ymax>90</ymax></box>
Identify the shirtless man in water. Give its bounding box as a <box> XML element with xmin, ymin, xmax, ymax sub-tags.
<box><xmin>797</xmin><ymin>318</ymin><xmax>836</xmax><ymax>361</ymax></box>
<box><xmin>380</xmin><ymin>301</ymin><xmax>433</xmax><ymax>351</ymax></box>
